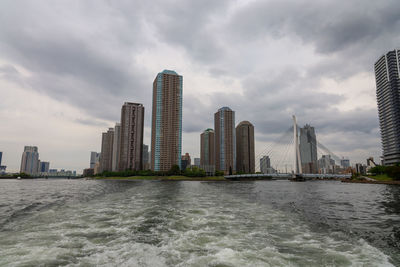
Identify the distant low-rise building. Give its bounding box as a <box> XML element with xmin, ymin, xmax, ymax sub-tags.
<box><xmin>260</xmin><ymin>156</ymin><xmax>271</xmax><ymax>174</ymax></box>
<box><xmin>83</xmin><ymin>168</ymin><xmax>94</xmax><ymax>177</ymax></box>
<box><xmin>90</xmin><ymin>152</ymin><xmax>100</xmax><ymax>169</ymax></box>
<box><xmin>194</xmin><ymin>158</ymin><xmax>200</xmax><ymax>167</ymax></box>
<box><xmin>181</xmin><ymin>153</ymin><xmax>191</xmax><ymax>170</ymax></box>
<box><xmin>340</xmin><ymin>158</ymin><xmax>350</xmax><ymax>168</ymax></box>
<box><xmin>0</xmin><ymin>165</ymin><xmax>6</xmax><ymax>175</ymax></box>
<box><xmin>318</xmin><ymin>155</ymin><xmax>336</xmax><ymax>174</ymax></box>
<box><xmin>355</xmin><ymin>163</ymin><xmax>367</xmax><ymax>175</ymax></box>
<box><xmin>40</xmin><ymin>161</ymin><xmax>50</xmax><ymax>173</ymax></box>
<box><xmin>94</xmin><ymin>162</ymin><xmax>101</xmax><ymax>175</ymax></box>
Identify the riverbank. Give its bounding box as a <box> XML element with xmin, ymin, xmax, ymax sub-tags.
<box><xmin>341</xmin><ymin>178</ymin><xmax>400</xmax><ymax>185</ymax></box>
<box><xmin>91</xmin><ymin>175</ymin><xmax>227</xmax><ymax>181</ymax></box>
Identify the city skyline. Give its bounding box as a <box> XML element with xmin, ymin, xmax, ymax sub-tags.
<box><xmin>1</xmin><ymin>0</ymin><xmax>398</xmax><ymax>172</ymax></box>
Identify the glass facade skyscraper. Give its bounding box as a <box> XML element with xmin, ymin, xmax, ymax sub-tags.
<box><xmin>375</xmin><ymin>49</ymin><xmax>400</xmax><ymax>165</ymax></box>
<box><xmin>299</xmin><ymin>124</ymin><xmax>318</xmax><ymax>173</ymax></box>
<box><xmin>215</xmin><ymin>107</ymin><xmax>236</xmax><ymax>174</ymax></box>
<box><xmin>151</xmin><ymin>70</ymin><xmax>183</xmax><ymax>171</ymax></box>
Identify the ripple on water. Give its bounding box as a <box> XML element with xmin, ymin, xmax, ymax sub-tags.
<box><xmin>0</xmin><ymin>180</ymin><xmax>398</xmax><ymax>266</ymax></box>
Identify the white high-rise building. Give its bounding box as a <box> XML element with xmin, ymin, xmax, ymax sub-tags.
<box><xmin>374</xmin><ymin>49</ymin><xmax>400</xmax><ymax>165</ymax></box>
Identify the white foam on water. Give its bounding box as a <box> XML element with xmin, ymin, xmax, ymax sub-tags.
<box><xmin>0</xmin><ymin>181</ymin><xmax>397</xmax><ymax>266</ymax></box>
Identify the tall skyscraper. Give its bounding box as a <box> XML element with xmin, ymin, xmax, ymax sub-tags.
<box><xmin>215</xmin><ymin>107</ymin><xmax>236</xmax><ymax>174</ymax></box>
<box><xmin>374</xmin><ymin>49</ymin><xmax>400</xmax><ymax>165</ymax></box>
<box><xmin>0</xmin><ymin>151</ymin><xmax>2</xmax><ymax>166</ymax></box>
<box><xmin>90</xmin><ymin>152</ymin><xmax>100</xmax><ymax>169</ymax></box>
<box><xmin>200</xmin><ymin>128</ymin><xmax>215</xmax><ymax>168</ymax></box>
<box><xmin>236</xmin><ymin>121</ymin><xmax>255</xmax><ymax>173</ymax></box>
<box><xmin>100</xmin><ymin>128</ymin><xmax>114</xmax><ymax>172</ymax></box>
<box><xmin>119</xmin><ymin>102</ymin><xmax>145</xmax><ymax>171</ymax></box>
<box><xmin>20</xmin><ymin>146</ymin><xmax>39</xmax><ymax>174</ymax></box>
<box><xmin>151</xmin><ymin>70</ymin><xmax>183</xmax><ymax>171</ymax></box>
<box><xmin>299</xmin><ymin>124</ymin><xmax>318</xmax><ymax>173</ymax></box>
<box><xmin>112</xmin><ymin>123</ymin><xmax>121</xmax><ymax>171</ymax></box>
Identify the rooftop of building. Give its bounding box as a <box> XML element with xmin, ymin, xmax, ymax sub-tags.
<box><xmin>161</xmin><ymin>69</ymin><xmax>179</xmax><ymax>75</ymax></box>
<box><xmin>237</xmin><ymin>120</ymin><xmax>253</xmax><ymax>126</ymax></box>
<box><xmin>218</xmin><ymin>106</ymin><xmax>233</xmax><ymax>112</ymax></box>
<box><xmin>123</xmin><ymin>102</ymin><xmax>143</xmax><ymax>106</ymax></box>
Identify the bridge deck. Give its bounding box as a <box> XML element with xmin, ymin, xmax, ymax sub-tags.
<box><xmin>225</xmin><ymin>173</ymin><xmax>351</xmax><ymax>180</ymax></box>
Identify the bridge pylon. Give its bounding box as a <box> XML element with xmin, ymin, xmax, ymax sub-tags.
<box><xmin>292</xmin><ymin>115</ymin><xmax>302</xmax><ymax>175</ymax></box>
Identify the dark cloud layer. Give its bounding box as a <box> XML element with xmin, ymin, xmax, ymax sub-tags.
<box><xmin>0</xmin><ymin>0</ymin><xmax>393</xmax><ymax>166</ymax></box>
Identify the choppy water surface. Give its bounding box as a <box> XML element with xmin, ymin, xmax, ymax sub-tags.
<box><xmin>0</xmin><ymin>179</ymin><xmax>399</xmax><ymax>266</ymax></box>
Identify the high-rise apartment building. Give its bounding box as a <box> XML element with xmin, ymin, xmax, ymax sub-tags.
<box><xmin>119</xmin><ymin>102</ymin><xmax>144</xmax><ymax>171</ymax></box>
<box><xmin>236</xmin><ymin>121</ymin><xmax>255</xmax><ymax>173</ymax></box>
<box><xmin>20</xmin><ymin>146</ymin><xmax>39</xmax><ymax>174</ymax></box>
<box><xmin>100</xmin><ymin>128</ymin><xmax>114</xmax><ymax>172</ymax></box>
<box><xmin>299</xmin><ymin>124</ymin><xmax>318</xmax><ymax>173</ymax></box>
<box><xmin>374</xmin><ymin>49</ymin><xmax>400</xmax><ymax>165</ymax></box>
<box><xmin>112</xmin><ymin>123</ymin><xmax>121</xmax><ymax>172</ymax></box>
<box><xmin>215</xmin><ymin>107</ymin><xmax>236</xmax><ymax>174</ymax></box>
<box><xmin>200</xmin><ymin>128</ymin><xmax>215</xmax><ymax>168</ymax></box>
<box><xmin>151</xmin><ymin>70</ymin><xmax>183</xmax><ymax>171</ymax></box>
<box><xmin>90</xmin><ymin>152</ymin><xmax>100</xmax><ymax>169</ymax></box>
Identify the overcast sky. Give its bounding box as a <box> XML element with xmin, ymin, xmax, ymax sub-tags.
<box><xmin>1</xmin><ymin>0</ymin><xmax>399</xmax><ymax>173</ymax></box>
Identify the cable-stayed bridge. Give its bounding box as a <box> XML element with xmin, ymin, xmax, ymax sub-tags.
<box><xmin>226</xmin><ymin>115</ymin><xmax>352</xmax><ymax>180</ymax></box>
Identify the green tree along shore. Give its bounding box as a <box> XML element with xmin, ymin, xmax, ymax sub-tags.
<box><xmin>94</xmin><ymin>165</ymin><xmax>225</xmax><ymax>179</ymax></box>
<box><xmin>92</xmin><ymin>176</ymin><xmax>227</xmax><ymax>181</ymax></box>
<box><xmin>368</xmin><ymin>164</ymin><xmax>400</xmax><ymax>181</ymax></box>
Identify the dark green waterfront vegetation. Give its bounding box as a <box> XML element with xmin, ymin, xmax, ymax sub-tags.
<box><xmin>93</xmin><ymin>175</ymin><xmax>227</xmax><ymax>181</ymax></box>
<box><xmin>94</xmin><ymin>164</ymin><xmax>225</xmax><ymax>179</ymax></box>
<box><xmin>369</xmin><ymin>164</ymin><xmax>400</xmax><ymax>180</ymax></box>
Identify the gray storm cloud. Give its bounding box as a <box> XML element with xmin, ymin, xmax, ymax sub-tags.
<box><xmin>0</xmin><ymin>0</ymin><xmax>394</xmax><ymax>170</ymax></box>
